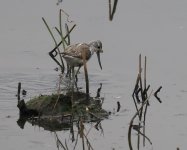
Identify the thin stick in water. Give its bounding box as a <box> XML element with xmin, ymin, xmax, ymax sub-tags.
<box><xmin>108</xmin><ymin>0</ymin><xmax>119</xmax><ymax>21</ymax></box>
<box><xmin>17</xmin><ymin>82</ymin><xmax>21</xmax><ymax>103</ymax></box>
<box><xmin>59</xmin><ymin>9</ymin><xmax>66</xmax><ymax>51</ymax></box>
<box><xmin>65</xmin><ymin>23</ymin><xmax>70</xmax><ymax>45</ymax></box>
<box><xmin>51</xmin><ymin>24</ymin><xmax>76</xmax><ymax>53</ymax></box>
<box><xmin>128</xmin><ymin>90</ymin><xmax>153</xmax><ymax>150</ymax></box>
<box><xmin>42</xmin><ymin>17</ymin><xmax>65</xmax><ymax>73</ymax></box>
<box><xmin>154</xmin><ymin>86</ymin><xmax>162</xmax><ymax>103</ymax></box>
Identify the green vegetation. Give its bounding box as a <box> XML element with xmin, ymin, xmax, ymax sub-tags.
<box><xmin>26</xmin><ymin>91</ymin><xmax>108</xmax><ymax>121</ymax></box>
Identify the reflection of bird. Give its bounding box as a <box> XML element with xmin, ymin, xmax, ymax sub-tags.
<box><xmin>61</xmin><ymin>40</ymin><xmax>103</xmax><ymax>79</ymax></box>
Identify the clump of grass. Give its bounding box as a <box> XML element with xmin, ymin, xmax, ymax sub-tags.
<box><xmin>26</xmin><ymin>94</ymin><xmax>72</xmax><ymax>115</ymax></box>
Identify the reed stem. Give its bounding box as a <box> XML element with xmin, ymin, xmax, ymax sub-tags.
<box><xmin>42</xmin><ymin>17</ymin><xmax>65</xmax><ymax>73</ymax></box>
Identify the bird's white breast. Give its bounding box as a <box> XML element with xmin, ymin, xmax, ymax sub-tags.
<box><xmin>63</xmin><ymin>55</ymin><xmax>84</xmax><ymax>67</ymax></box>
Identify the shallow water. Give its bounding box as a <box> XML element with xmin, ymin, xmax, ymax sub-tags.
<box><xmin>1</xmin><ymin>0</ymin><xmax>187</xmax><ymax>149</ymax></box>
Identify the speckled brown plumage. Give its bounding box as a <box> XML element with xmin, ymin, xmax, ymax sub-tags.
<box><xmin>61</xmin><ymin>40</ymin><xmax>103</xmax><ymax>69</ymax></box>
<box><xmin>62</xmin><ymin>43</ymin><xmax>91</xmax><ymax>60</ymax></box>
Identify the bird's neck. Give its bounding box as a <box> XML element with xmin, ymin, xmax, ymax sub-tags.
<box><xmin>89</xmin><ymin>46</ymin><xmax>96</xmax><ymax>56</ymax></box>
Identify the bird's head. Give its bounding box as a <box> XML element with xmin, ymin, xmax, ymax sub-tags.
<box><xmin>89</xmin><ymin>40</ymin><xmax>103</xmax><ymax>70</ymax></box>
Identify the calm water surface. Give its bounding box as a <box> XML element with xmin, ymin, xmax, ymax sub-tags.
<box><xmin>0</xmin><ymin>0</ymin><xmax>187</xmax><ymax>149</ymax></box>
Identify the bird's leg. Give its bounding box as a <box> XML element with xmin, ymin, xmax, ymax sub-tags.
<box><xmin>72</xmin><ymin>67</ymin><xmax>79</xmax><ymax>91</ymax></box>
<box><xmin>66</xmin><ymin>64</ymin><xmax>71</xmax><ymax>78</ymax></box>
<box><xmin>72</xmin><ymin>66</ymin><xmax>75</xmax><ymax>87</ymax></box>
<box><xmin>75</xmin><ymin>66</ymin><xmax>81</xmax><ymax>75</ymax></box>
<box><xmin>74</xmin><ymin>78</ymin><xmax>78</xmax><ymax>92</ymax></box>
<box><xmin>75</xmin><ymin>66</ymin><xmax>81</xmax><ymax>82</ymax></box>
<box><xmin>70</xmin><ymin>66</ymin><xmax>75</xmax><ymax>107</ymax></box>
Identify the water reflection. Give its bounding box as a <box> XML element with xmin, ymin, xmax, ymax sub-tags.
<box><xmin>53</xmin><ymin>118</ymin><xmax>104</xmax><ymax>150</ymax></box>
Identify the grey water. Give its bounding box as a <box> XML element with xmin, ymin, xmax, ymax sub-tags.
<box><xmin>0</xmin><ymin>0</ymin><xmax>187</xmax><ymax>149</ymax></box>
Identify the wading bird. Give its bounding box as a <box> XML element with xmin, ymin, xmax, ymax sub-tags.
<box><xmin>61</xmin><ymin>40</ymin><xmax>103</xmax><ymax>81</ymax></box>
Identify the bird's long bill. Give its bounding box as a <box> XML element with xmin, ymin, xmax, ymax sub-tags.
<box><xmin>96</xmin><ymin>52</ymin><xmax>102</xmax><ymax>70</ymax></box>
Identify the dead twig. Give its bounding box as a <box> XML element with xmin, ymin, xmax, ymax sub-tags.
<box><xmin>65</xmin><ymin>23</ymin><xmax>71</xmax><ymax>45</ymax></box>
<box><xmin>109</xmin><ymin>0</ymin><xmax>119</xmax><ymax>21</ymax></box>
<box><xmin>83</xmin><ymin>133</ymin><xmax>94</xmax><ymax>150</ymax></box>
<box><xmin>96</xmin><ymin>83</ymin><xmax>102</xmax><ymax>98</ymax></box>
<box><xmin>54</xmin><ymin>132</ymin><xmax>68</xmax><ymax>150</ymax></box>
<box><xmin>60</xmin><ymin>9</ymin><xmax>74</xmax><ymax>23</ymax></box>
<box><xmin>51</xmin><ymin>24</ymin><xmax>76</xmax><ymax>53</ymax></box>
<box><xmin>17</xmin><ymin>82</ymin><xmax>21</xmax><ymax>103</ymax></box>
<box><xmin>80</xmin><ymin>118</ymin><xmax>85</xmax><ymax>150</ymax></box>
<box><xmin>48</xmin><ymin>24</ymin><xmax>76</xmax><ymax>73</ymax></box>
<box><xmin>42</xmin><ymin>17</ymin><xmax>65</xmax><ymax>73</ymax></box>
<box><xmin>59</xmin><ymin>9</ymin><xmax>66</xmax><ymax>51</ymax></box>
<box><xmin>117</xmin><ymin>101</ymin><xmax>121</xmax><ymax>112</ymax></box>
<box><xmin>132</xmin><ymin>75</ymin><xmax>141</xmax><ymax>118</ymax></box>
<box><xmin>54</xmin><ymin>27</ymin><xmax>68</xmax><ymax>46</ymax></box>
<box><xmin>128</xmin><ymin>90</ymin><xmax>153</xmax><ymax>150</ymax></box>
<box><xmin>154</xmin><ymin>86</ymin><xmax>162</xmax><ymax>103</ymax></box>
<box><xmin>133</xmin><ymin>125</ymin><xmax>152</xmax><ymax>145</ymax></box>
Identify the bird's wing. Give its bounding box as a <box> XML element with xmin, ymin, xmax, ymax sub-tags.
<box><xmin>63</xmin><ymin>43</ymin><xmax>91</xmax><ymax>60</ymax></box>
